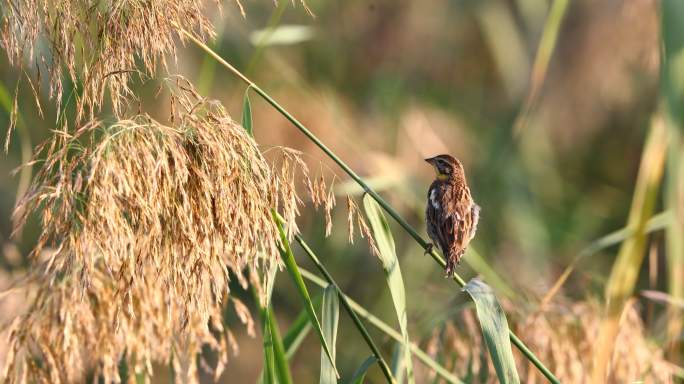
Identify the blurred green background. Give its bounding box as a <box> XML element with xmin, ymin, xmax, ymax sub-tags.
<box><xmin>1</xmin><ymin>0</ymin><xmax>681</xmax><ymax>382</ymax></box>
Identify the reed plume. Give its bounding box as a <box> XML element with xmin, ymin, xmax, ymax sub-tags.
<box><xmin>3</xmin><ymin>79</ymin><xmax>304</xmax><ymax>383</ymax></box>
<box><xmin>0</xmin><ymin>0</ymin><xmax>218</xmax><ymax>121</ymax></box>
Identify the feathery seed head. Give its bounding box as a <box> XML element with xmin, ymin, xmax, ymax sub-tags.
<box><xmin>3</xmin><ymin>82</ymin><xmax>304</xmax><ymax>383</ymax></box>
<box><xmin>0</xmin><ymin>0</ymin><xmax>218</xmax><ymax>121</ymax></box>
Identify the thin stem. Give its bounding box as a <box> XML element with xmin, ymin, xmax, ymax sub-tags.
<box><xmin>296</xmin><ymin>243</ymin><xmax>464</xmax><ymax>384</ymax></box>
<box><xmin>255</xmin><ymin>83</ymin><xmax>463</xmax><ymax>283</ymax></box>
<box><xmin>181</xmin><ymin>28</ymin><xmax>559</xmax><ymax>384</ymax></box>
<box><xmin>288</xmin><ymin>231</ymin><xmax>396</xmax><ymax>384</ymax></box>
<box><xmin>178</xmin><ymin>27</ymin><xmax>462</xmax><ymax>284</ymax></box>
<box><xmin>508</xmin><ymin>333</ymin><xmax>558</xmax><ymax>383</ymax></box>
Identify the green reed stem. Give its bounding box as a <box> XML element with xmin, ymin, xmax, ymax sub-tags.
<box><xmin>274</xmin><ymin>219</ymin><xmax>396</xmax><ymax>383</ymax></box>
<box><xmin>293</xmin><ymin>237</ymin><xmax>464</xmax><ymax>384</ymax></box>
<box><xmin>253</xmin><ymin>82</ymin><xmax>469</xmax><ymax>286</ymax></box>
<box><xmin>180</xmin><ymin>28</ymin><xmax>559</xmax><ymax>384</ymax></box>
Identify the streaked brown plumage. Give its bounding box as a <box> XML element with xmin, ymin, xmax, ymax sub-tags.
<box><xmin>425</xmin><ymin>154</ymin><xmax>480</xmax><ymax>277</ymax></box>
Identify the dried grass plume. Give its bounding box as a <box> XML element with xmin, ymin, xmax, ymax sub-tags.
<box><xmin>422</xmin><ymin>298</ymin><xmax>676</xmax><ymax>383</ymax></box>
<box><xmin>0</xmin><ymin>0</ymin><xmax>219</xmax><ymax>121</ymax></box>
<box><xmin>3</xmin><ymin>80</ymin><xmax>309</xmax><ymax>383</ymax></box>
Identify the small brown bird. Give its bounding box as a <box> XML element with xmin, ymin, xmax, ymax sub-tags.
<box><xmin>425</xmin><ymin>155</ymin><xmax>480</xmax><ymax>277</ymax></box>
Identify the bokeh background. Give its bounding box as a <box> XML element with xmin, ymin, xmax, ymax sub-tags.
<box><xmin>1</xmin><ymin>0</ymin><xmax>682</xmax><ymax>382</ymax></box>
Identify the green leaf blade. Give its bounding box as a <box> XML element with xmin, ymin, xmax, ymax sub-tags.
<box><xmin>272</xmin><ymin>210</ymin><xmax>339</xmax><ymax>379</ymax></box>
<box><xmin>262</xmin><ymin>306</ymin><xmax>277</xmax><ymax>384</ymax></box>
<box><xmin>282</xmin><ymin>296</ymin><xmax>318</xmax><ymax>359</ymax></box>
<box><xmin>320</xmin><ymin>285</ymin><xmax>339</xmax><ymax>384</ymax></box>
<box><xmin>462</xmin><ymin>279</ymin><xmax>520</xmax><ymax>384</ymax></box>
<box><xmin>362</xmin><ymin>194</ymin><xmax>414</xmax><ymax>384</ymax></box>
<box><xmin>268</xmin><ymin>308</ymin><xmax>293</xmax><ymax>384</ymax></box>
<box><xmin>242</xmin><ymin>86</ymin><xmax>253</xmax><ymax>136</ymax></box>
<box><xmin>347</xmin><ymin>356</ymin><xmax>378</xmax><ymax>384</ymax></box>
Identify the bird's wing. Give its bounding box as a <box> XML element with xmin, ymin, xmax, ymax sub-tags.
<box><xmin>441</xmin><ymin>187</ymin><xmax>474</xmax><ymax>252</ymax></box>
<box><xmin>426</xmin><ymin>187</ymin><xmax>449</xmax><ymax>253</ymax></box>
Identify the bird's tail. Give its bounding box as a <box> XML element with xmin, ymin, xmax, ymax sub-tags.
<box><xmin>445</xmin><ymin>249</ymin><xmax>464</xmax><ymax>277</ymax></box>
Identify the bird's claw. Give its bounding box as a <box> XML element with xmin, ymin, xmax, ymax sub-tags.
<box><xmin>424</xmin><ymin>243</ymin><xmax>434</xmax><ymax>256</ymax></box>
<box><xmin>444</xmin><ymin>263</ymin><xmax>454</xmax><ymax>278</ymax></box>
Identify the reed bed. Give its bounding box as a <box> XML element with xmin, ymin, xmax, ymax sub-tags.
<box><xmin>425</xmin><ymin>298</ymin><xmax>676</xmax><ymax>383</ymax></box>
<box><xmin>0</xmin><ymin>1</ymin><xmax>680</xmax><ymax>383</ymax></box>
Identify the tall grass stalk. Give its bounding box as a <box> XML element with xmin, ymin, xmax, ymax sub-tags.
<box><xmin>363</xmin><ymin>195</ymin><xmax>415</xmax><ymax>383</ymax></box>
<box><xmin>541</xmin><ymin>211</ymin><xmax>671</xmax><ymax>307</ymax></box>
<box><xmin>273</xmin><ymin>215</ymin><xmax>397</xmax><ymax>383</ymax></box>
<box><xmin>182</xmin><ymin>28</ymin><xmax>560</xmax><ymax>383</ymax></box>
<box><xmin>297</xmin><ymin>265</ymin><xmax>463</xmax><ymax>384</ymax></box>
<box><xmin>592</xmin><ymin>116</ymin><xmax>668</xmax><ymax>382</ymax></box>
<box><xmin>514</xmin><ymin>0</ymin><xmax>569</xmax><ymax>133</ymax></box>
<box><xmin>661</xmin><ymin>0</ymin><xmax>684</xmax><ymax>361</ymax></box>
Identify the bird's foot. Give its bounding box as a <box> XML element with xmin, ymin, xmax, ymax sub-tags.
<box><xmin>424</xmin><ymin>243</ymin><xmax>434</xmax><ymax>256</ymax></box>
<box><xmin>444</xmin><ymin>259</ymin><xmax>455</xmax><ymax>278</ymax></box>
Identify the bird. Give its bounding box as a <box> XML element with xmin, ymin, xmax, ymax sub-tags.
<box><xmin>424</xmin><ymin>154</ymin><xmax>480</xmax><ymax>277</ymax></box>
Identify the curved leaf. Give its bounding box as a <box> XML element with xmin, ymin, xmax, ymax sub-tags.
<box><xmin>273</xmin><ymin>210</ymin><xmax>339</xmax><ymax>378</ymax></box>
<box><xmin>363</xmin><ymin>194</ymin><xmax>414</xmax><ymax>384</ymax></box>
<box><xmin>462</xmin><ymin>279</ymin><xmax>519</xmax><ymax>384</ymax></box>
<box><xmin>242</xmin><ymin>85</ymin><xmax>253</xmax><ymax>136</ymax></box>
<box><xmin>347</xmin><ymin>356</ymin><xmax>378</xmax><ymax>384</ymax></box>
<box><xmin>320</xmin><ymin>285</ymin><xmax>339</xmax><ymax>384</ymax></box>
<box><xmin>283</xmin><ymin>296</ymin><xmax>318</xmax><ymax>359</ymax></box>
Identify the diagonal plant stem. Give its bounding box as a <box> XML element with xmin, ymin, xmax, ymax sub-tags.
<box><xmin>177</xmin><ymin>27</ymin><xmax>465</xmax><ymax>284</ymax></box>
<box><xmin>179</xmin><ymin>27</ymin><xmax>559</xmax><ymax>384</ymax></box>
<box><xmin>293</xmin><ymin>237</ymin><xmax>464</xmax><ymax>384</ymax></box>
<box><xmin>273</xmin><ymin>213</ymin><xmax>397</xmax><ymax>383</ymax></box>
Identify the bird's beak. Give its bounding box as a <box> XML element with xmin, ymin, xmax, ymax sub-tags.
<box><xmin>424</xmin><ymin>157</ymin><xmax>435</xmax><ymax>165</ymax></box>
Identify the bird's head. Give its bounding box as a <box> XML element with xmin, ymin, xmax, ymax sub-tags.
<box><xmin>425</xmin><ymin>154</ymin><xmax>464</xmax><ymax>181</ymax></box>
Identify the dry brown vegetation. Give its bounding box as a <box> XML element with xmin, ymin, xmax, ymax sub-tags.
<box><xmin>4</xmin><ymin>79</ymin><xmax>293</xmax><ymax>383</ymax></box>
<box><xmin>1</xmin><ymin>77</ymin><xmax>361</xmax><ymax>382</ymax></box>
<box><xmin>425</xmin><ymin>298</ymin><xmax>676</xmax><ymax>383</ymax></box>
<box><xmin>0</xmin><ymin>0</ymin><xmax>218</xmax><ymax>121</ymax></box>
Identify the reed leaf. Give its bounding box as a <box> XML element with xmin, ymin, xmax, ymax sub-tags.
<box><xmin>273</xmin><ymin>211</ymin><xmax>339</xmax><ymax>379</ymax></box>
<box><xmin>320</xmin><ymin>285</ymin><xmax>339</xmax><ymax>384</ymax></box>
<box><xmin>242</xmin><ymin>86</ymin><xmax>254</xmax><ymax>137</ymax></box>
<box><xmin>283</xmin><ymin>296</ymin><xmax>318</xmax><ymax>359</ymax></box>
<box><xmin>363</xmin><ymin>194</ymin><xmax>414</xmax><ymax>383</ymax></box>
<box><xmin>390</xmin><ymin>343</ymin><xmax>407</xmax><ymax>384</ymax></box>
<box><xmin>463</xmin><ymin>279</ymin><xmax>520</xmax><ymax>384</ymax></box>
<box><xmin>347</xmin><ymin>356</ymin><xmax>378</xmax><ymax>384</ymax></box>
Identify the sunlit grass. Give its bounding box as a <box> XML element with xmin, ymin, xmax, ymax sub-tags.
<box><xmin>0</xmin><ymin>1</ymin><xmax>681</xmax><ymax>383</ymax></box>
